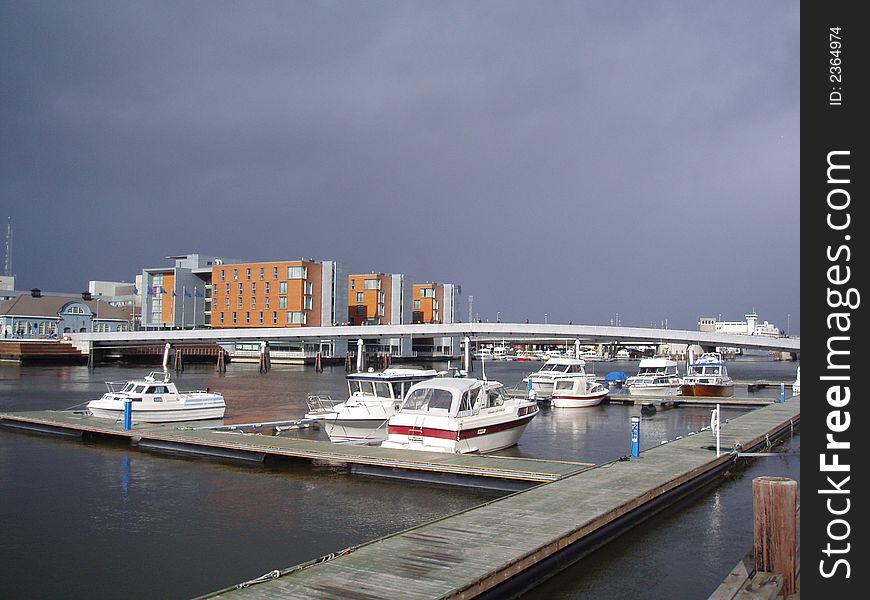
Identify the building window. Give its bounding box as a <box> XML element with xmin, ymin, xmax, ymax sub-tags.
<box><xmin>237</xmin><ymin>297</ymin><xmax>243</xmax><ymax>308</ymax></box>
<box><xmin>232</xmin><ymin>312</ymin><xmax>237</xmax><ymax>324</ymax></box>
<box><xmin>414</xmin><ymin>300</ymin><xmax>421</xmax><ymax>309</ymax></box>
<box><xmin>258</xmin><ymin>312</ymin><xmax>264</xmax><ymax>324</ymax></box>
<box><xmin>356</xmin><ymin>292</ymin><xmax>364</xmax><ymax>303</ymax></box>
<box><xmin>251</xmin><ymin>282</ymin><xmax>256</xmax><ymax>294</ymax></box>
<box><xmin>264</xmin><ymin>296</ymin><xmax>270</xmax><ymax>308</ymax></box>
<box><xmin>278</xmin><ymin>297</ymin><xmax>287</xmax><ymax>309</ymax></box>
<box><xmin>304</xmin><ymin>296</ymin><xmax>312</xmax><ymax>310</ymax></box>
<box><xmin>364</xmin><ymin>279</ymin><xmax>379</xmax><ymax>290</ymax></box>
<box><xmin>287</xmin><ymin>266</ymin><xmax>307</xmax><ymax>279</ymax></box>
<box><xmin>251</xmin><ymin>297</ymin><xmax>256</xmax><ymax>309</ymax></box>
<box><xmin>378</xmin><ymin>304</ymin><xmax>384</xmax><ymax>317</ymax></box>
<box><xmin>273</xmin><ymin>266</ymin><xmax>278</xmax><ymax>279</ymax></box>
<box><xmin>272</xmin><ymin>311</ymin><xmax>277</xmax><ymax>324</ymax></box>
<box><xmin>219</xmin><ymin>312</ymin><xmax>224</xmax><ymax>324</ymax></box>
<box><xmin>238</xmin><ymin>283</ymin><xmax>243</xmax><ymax>295</ymax></box>
<box><xmin>224</xmin><ymin>298</ymin><xmax>229</xmax><ymax>308</ymax></box>
<box><xmin>220</xmin><ymin>269</ymin><xmax>225</xmax><ymax>281</ymax></box>
<box><xmin>305</xmin><ymin>281</ymin><xmax>313</xmax><ymax>295</ymax></box>
<box><xmin>259</xmin><ymin>267</ymin><xmax>265</xmax><ymax>280</ymax></box>
<box><xmin>412</xmin><ymin>311</ymin><xmax>424</xmax><ymax>323</ymax></box>
<box><xmin>232</xmin><ymin>269</ymin><xmax>238</xmax><ymax>281</ymax></box>
<box><xmin>355</xmin><ymin>305</ymin><xmax>366</xmax><ymax>316</ymax></box>
<box><xmin>265</xmin><ymin>281</ymin><xmax>270</xmax><ymax>294</ymax></box>
<box><xmin>286</xmin><ymin>311</ymin><xmax>306</xmax><ymax>325</ymax></box>
<box><xmin>420</xmin><ymin>287</ymin><xmax>435</xmax><ymax>298</ymax></box>
<box><xmin>246</xmin><ymin>268</ymin><xmax>251</xmax><ymax>280</ymax></box>
<box><xmin>225</xmin><ymin>283</ymin><xmax>230</xmax><ymax>295</ymax></box>
<box><xmin>350</xmin><ymin>278</ymin><xmax>355</xmax><ymax>290</ymax></box>
<box><xmin>279</xmin><ymin>282</ymin><xmax>287</xmax><ymax>294</ymax></box>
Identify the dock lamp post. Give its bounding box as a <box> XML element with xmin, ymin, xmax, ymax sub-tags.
<box><xmin>630</xmin><ymin>416</ymin><xmax>640</xmax><ymax>458</ymax></box>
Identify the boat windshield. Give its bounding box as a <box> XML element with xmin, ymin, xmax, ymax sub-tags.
<box><xmin>401</xmin><ymin>387</ymin><xmax>455</xmax><ymax>414</ymax></box>
<box><xmin>122</xmin><ymin>383</ymin><xmax>135</xmax><ymax>392</ymax></box>
<box><xmin>554</xmin><ymin>380</ymin><xmax>575</xmax><ymax>391</ymax></box>
<box><xmin>348</xmin><ymin>380</ymin><xmax>394</xmax><ymax>398</ymax></box>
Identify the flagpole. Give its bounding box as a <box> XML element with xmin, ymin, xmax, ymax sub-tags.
<box><xmin>182</xmin><ymin>287</ymin><xmax>186</xmax><ymax>330</ymax></box>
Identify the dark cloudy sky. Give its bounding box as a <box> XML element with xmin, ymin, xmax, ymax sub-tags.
<box><xmin>1</xmin><ymin>1</ymin><xmax>800</xmax><ymax>333</ymax></box>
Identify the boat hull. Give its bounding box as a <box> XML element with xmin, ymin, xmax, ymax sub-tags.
<box><xmin>625</xmin><ymin>385</ymin><xmax>681</xmax><ymax>397</ymax></box>
<box><xmin>551</xmin><ymin>390</ymin><xmax>608</xmax><ymax>408</ymax></box>
<box><xmin>679</xmin><ymin>383</ymin><xmax>734</xmax><ymax>397</ymax></box>
<box><xmin>321</xmin><ymin>417</ymin><xmax>390</xmax><ymax>443</ymax></box>
<box><xmin>382</xmin><ymin>412</ymin><xmax>537</xmax><ymax>454</ymax></box>
<box><xmin>87</xmin><ymin>405</ymin><xmax>225</xmax><ymax>422</ymax></box>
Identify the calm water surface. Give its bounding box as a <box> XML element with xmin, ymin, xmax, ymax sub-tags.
<box><xmin>0</xmin><ymin>358</ymin><xmax>799</xmax><ymax>598</ymax></box>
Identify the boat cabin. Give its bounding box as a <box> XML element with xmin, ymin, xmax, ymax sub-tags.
<box><xmin>536</xmin><ymin>358</ymin><xmax>587</xmax><ymax>374</ymax></box>
<box><xmin>634</xmin><ymin>358</ymin><xmax>679</xmax><ymax>376</ymax></box>
<box><xmin>346</xmin><ymin>368</ymin><xmax>439</xmax><ymax>401</ymax></box>
<box><xmin>399</xmin><ymin>379</ymin><xmax>506</xmax><ymax>418</ymax></box>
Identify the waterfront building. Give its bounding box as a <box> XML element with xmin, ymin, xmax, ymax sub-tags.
<box><xmin>347</xmin><ymin>273</ymin><xmax>409</xmax><ymax>356</ymax></box>
<box><xmin>411</xmin><ymin>282</ymin><xmax>459</xmax><ymax>357</ymax></box>
<box><xmin>698</xmin><ymin>312</ymin><xmax>781</xmax><ymax>337</ymax></box>
<box><xmin>141</xmin><ymin>254</ymin><xmax>243</xmax><ymax>330</ymax></box>
<box><xmin>210</xmin><ymin>259</ymin><xmax>347</xmax><ymax>329</ymax></box>
<box><xmin>0</xmin><ymin>290</ymin><xmax>132</xmax><ymax>338</ymax></box>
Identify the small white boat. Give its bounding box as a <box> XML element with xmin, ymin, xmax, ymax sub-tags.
<box><xmin>304</xmin><ymin>367</ymin><xmax>439</xmax><ymax>443</ymax></box>
<box><xmin>550</xmin><ymin>377</ymin><xmax>609</xmax><ymax>408</ymax></box>
<box><xmin>615</xmin><ymin>349</ymin><xmax>632</xmax><ymax>360</ymax></box>
<box><xmin>578</xmin><ymin>349</ymin><xmax>606</xmax><ymax>362</ymax></box>
<box><xmin>381</xmin><ymin>377</ymin><xmax>539</xmax><ymax>454</ymax></box>
<box><xmin>624</xmin><ymin>357</ymin><xmax>682</xmax><ymax>396</ymax></box>
<box><xmin>792</xmin><ymin>366</ymin><xmax>800</xmax><ymax>395</ymax></box>
<box><xmin>87</xmin><ymin>371</ymin><xmax>225</xmax><ymax>422</ymax></box>
<box><xmin>523</xmin><ymin>357</ymin><xmax>596</xmax><ymax>398</ymax></box>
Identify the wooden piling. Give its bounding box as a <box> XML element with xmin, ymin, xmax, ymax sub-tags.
<box><xmin>174</xmin><ymin>348</ymin><xmax>184</xmax><ymax>372</ymax></box>
<box><xmin>315</xmin><ymin>351</ymin><xmax>323</xmax><ymax>373</ymax></box>
<box><xmin>753</xmin><ymin>476</ymin><xmax>797</xmax><ymax>596</ymax></box>
<box><xmin>216</xmin><ymin>349</ymin><xmax>226</xmax><ymax>373</ymax></box>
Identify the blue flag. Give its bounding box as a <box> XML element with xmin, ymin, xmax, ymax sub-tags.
<box><xmin>133</xmin><ymin>286</ymin><xmax>138</xmax><ymax>296</ymax></box>
<box><xmin>147</xmin><ymin>287</ymin><xmax>153</xmax><ymax>296</ymax></box>
<box><xmin>184</xmin><ymin>287</ymin><xmax>192</xmax><ymax>298</ymax></box>
<box><xmin>171</xmin><ymin>291</ymin><xmax>176</xmax><ymax>297</ymax></box>
<box><xmin>194</xmin><ymin>288</ymin><xmax>204</xmax><ymax>298</ymax></box>
<box><xmin>160</xmin><ymin>287</ymin><xmax>167</xmax><ymax>295</ymax></box>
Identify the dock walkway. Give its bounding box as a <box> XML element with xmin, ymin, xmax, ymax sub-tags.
<box><xmin>0</xmin><ymin>411</ymin><xmax>587</xmax><ymax>488</ymax></box>
<box><xmin>199</xmin><ymin>398</ymin><xmax>799</xmax><ymax>599</ymax></box>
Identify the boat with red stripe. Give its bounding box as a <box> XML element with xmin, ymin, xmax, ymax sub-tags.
<box><xmin>381</xmin><ymin>377</ymin><xmax>539</xmax><ymax>454</ymax></box>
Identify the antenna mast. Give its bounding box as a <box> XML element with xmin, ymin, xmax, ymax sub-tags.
<box><xmin>4</xmin><ymin>217</ymin><xmax>11</xmax><ymax>277</ymax></box>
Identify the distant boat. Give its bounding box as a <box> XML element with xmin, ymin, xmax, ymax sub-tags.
<box><xmin>615</xmin><ymin>349</ymin><xmax>632</xmax><ymax>360</ymax></box>
<box><xmin>523</xmin><ymin>358</ymin><xmax>596</xmax><ymax>399</ymax></box>
<box><xmin>604</xmin><ymin>371</ymin><xmax>628</xmax><ymax>388</ymax></box>
<box><xmin>792</xmin><ymin>366</ymin><xmax>800</xmax><ymax>395</ymax></box>
<box><xmin>680</xmin><ymin>352</ymin><xmax>734</xmax><ymax>397</ymax></box>
<box><xmin>624</xmin><ymin>358</ymin><xmax>682</xmax><ymax>396</ymax></box>
<box><xmin>550</xmin><ymin>376</ymin><xmax>609</xmax><ymax>408</ymax></box>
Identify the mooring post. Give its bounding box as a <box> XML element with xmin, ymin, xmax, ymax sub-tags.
<box><xmin>630</xmin><ymin>415</ymin><xmax>640</xmax><ymax>457</ymax></box>
<box><xmin>315</xmin><ymin>351</ymin><xmax>323</xmax><ymax>373</ymax></box>
<box><xmin>711</xmin><ymin>404</ymin><xmax>721</xmax><ymax>456</ymax></box>
<box><xmin>216</xmin><ymin>349</ymin><xmax>225</xmax><ymax>373</ymax></box>
<box><xmin>753</xmin><ymin>476</ymin><xmax>797</xmax><ymax>596</ymax></box>
<box><xmin>356</xmin><ymin>339</ymin><xmax>364</xmax><ymax>372</ymax></box>
<box><xmin>123</xmin><ymin>398</ymin><xmax>132</xmax><ymax>431</ymax></box>
<box><xmin>779</xmin><ymin>383</ymin><xmax>786</xmax><ymax>402</ymax></box>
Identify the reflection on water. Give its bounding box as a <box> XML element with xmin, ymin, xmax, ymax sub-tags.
<box><xmin>0</xmin><ymin>359</ymin><xmax>799</xmax><ymax>598</ymax></box>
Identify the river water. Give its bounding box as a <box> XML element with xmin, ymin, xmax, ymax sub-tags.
<box><xmin>0</xmin><ymin>358</ymin><xmax>799</xmax><ymax>599</ymax></box>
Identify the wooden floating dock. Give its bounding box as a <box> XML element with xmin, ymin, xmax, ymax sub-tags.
<box><xmin>195</xmin><ymin>398</ymin><xmax>800</xmax><ymax>599</ymax></box>
<box><xmin>0</xmin><ymin>411</ymin><xmax>589</xmax><ymax>490</ymax></box>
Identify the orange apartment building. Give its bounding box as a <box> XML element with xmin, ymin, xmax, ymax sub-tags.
<box><xmin>411</xmin><ymin>282</ymin><xmax>459</xmax><ymax>356</ymax></box>
<box><xmin>210</xmin><ymin>259</ymin><xmax>346</xmax><ymax>328</ymax></box>
<box><xmin>347</xmin><ymin>273</ymin><xmax>406</xmax><ymax>326</ymax></box>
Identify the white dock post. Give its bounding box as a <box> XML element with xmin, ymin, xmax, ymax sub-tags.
<box><xmin>356</xmin><ymin>338</ymin><xmax>364</xmax><ymax>372</ymax></box>
<box><xmin>464</xmin><ymin>336</ymin><xmax>471</xmax><ymax>373</ymax></box>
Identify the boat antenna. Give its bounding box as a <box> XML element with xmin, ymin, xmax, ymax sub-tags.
<box><xmin>481</xmin><ymin>354</ymin><xmax>488</xmax><ymax>382</ymax></box>
<box><xmin>162</xmin><ymin>343</ymin><xmax>171</xmax><ymax>378</ymax></box>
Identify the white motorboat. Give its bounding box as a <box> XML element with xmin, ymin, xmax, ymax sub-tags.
<box><xmin>624</xmin><ymin>357</ymin><xmax>682</xmax><ymax>396</ymax></box>
<box><xmin>550</xmin><ymin>376</ymin><xmax>609</xmax><ymax>408</ymax></box>
<box><xmin>522</xmin><ymin>357</ymin><xmax>595</xmax><ymax>398</ymax></box>
<box><xmin>680</xmin><ymin>352</ymin><xmax>734</xmax><ymax>397</ymax></box>
<box><xmin>381</xmin><ymin>377</ymin><xmax>539</xmax><ymax>454</ymax></box>
<box><xmin>615</xmin><ymin>349</ymin><xmax>632</xmax><ymax>360</ymax></box>
<box><xmin>87</xmin><ymin>371</ymin><xmax>225</xmax><ymax>422</ymax></box>
<box><xmin>304</xmin><ymin>367</ymin><xmax>440</xmax><ymax>443</ymax></box>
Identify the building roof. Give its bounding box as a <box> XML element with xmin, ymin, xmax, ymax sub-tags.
<box><xmin>0</xmin><ymin>295</ymin><xmax>132</xmax><ymax>322</ymax></box>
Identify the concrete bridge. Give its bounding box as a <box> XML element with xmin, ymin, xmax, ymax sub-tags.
<box><xmin>71</xmin><ymin>322</ymin><xmax>799</xmax><ymax>354</ymax></box>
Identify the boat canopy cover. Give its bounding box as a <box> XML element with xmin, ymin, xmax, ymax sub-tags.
<box><xmin>605</xmin><ymin>371</ymin><xmax>628</xmax><ymax>382</ymax></box>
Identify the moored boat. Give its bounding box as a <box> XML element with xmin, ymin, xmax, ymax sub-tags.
<box><xmin>624</xmin><ymin>357</ymin><xmax>682</xmax><ymax>396</ymax></box>
<box><xmin>86</xmin><ymin>371</ymin><xmax>225</xmax><ymax>422</ymax></box>
<box><xmin>522</xmin><ymin>357</ymin><xmax>595</xmax><ymax>399</ymax></box>
<box><xmin>304</xmin><ymin>367</ymin><xmax>440</xmax><ymax>443</ymax></box>
<box><xmin>792</xmin><ymin>366</ymin><xmax>800</xmax><ymax>395</ymax></box>
<box><xmin>381</xmin><ymin>377</ymin><xmax>539</xmax><ymax>453</ymax></box>
<box><xmin>550</xmin><ymin>376</ymin><xmax>609</xmax><ymax>408</ymax></box>
<box><xmin>680</xmin><ymin>352</ymin><xmax>734</xmax><ymax>397</ymax></box>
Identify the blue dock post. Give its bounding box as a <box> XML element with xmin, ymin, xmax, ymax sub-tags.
<box><xmin>630</xmin><ymin>415</ymin><xmax>640</xmax><ymax>457</ymax></box>
<box><xmin>123</xmin><ymin>399</ymin><xmax>132</xmax><ymax>430</ymax></box>
<box><xmin>779</xmin><ymin>383</ymin><xmax>785</xmax><ymax>402</ymax></box>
